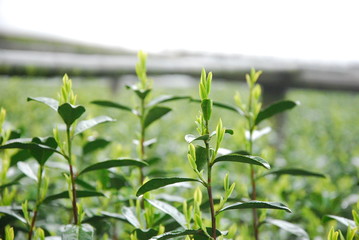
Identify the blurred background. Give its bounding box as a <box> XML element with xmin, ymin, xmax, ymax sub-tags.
<box><xmin>1</xmin><ymin>1</ymin><xmax>359</xmax><ymax>238</ymax></box>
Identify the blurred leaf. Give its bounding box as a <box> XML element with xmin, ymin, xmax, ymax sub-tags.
<box><xmin>75</xmin><ymin>178</ymin><xmax>96</xmax><ymax>191</ymax></box>
<box><xmin>255</xmin><ymin>100</ymin><xmax>298</xmax><ymax>125</ymax></box>
<box><xmin>260</xmin><ymin>168</ymin><xmax>326</xmax><ymax>179</ymax></box>
<box><xmin>43</xmin><ymin>190</ymin><xmax>105</xmax><ymax>203</ymax></box>
<box><xmin>0</xmin><ymin>174</ymin><xmax>25</xmax><ymax>190</ymax></box>
<box><xmin>9</xmin><ymin>130</ymin><xmax>21</xmax><ymax>140</ymax></box>
<box><xmin>78</xmin><ymin>159</ymin><xmax>148</xmax><ymax>176</ymax></box>
<box><xmin>133</xmin><ymin>229</ymin><xmax>158</xmax><ymax>240</ymax></box>
<box><xmin>17</xmin><ymin>162</ymin><xmax>37</xmax><ymax>182</ymax></box>
<box><xmin>57</xmin><ymin>103</ymin><xmax>85</xmax><ymax>127</ymax></box>
<box><xmin>218</xmin><ymin>201</ymin><xmax>291</xmax><ymax>213</ymax></box>
<box><xmin>75</xmin><ymin>116</ymin><xmax>115</xmax><ymax>135</ymax></box>
<box><xmin>144</xmin><ymin>106</ymin><xmax>171</xmax><ymax>129</ymax></box>
<box><xmin>83</xmin><ymin>138</ymin><xmax>110</xmax><ymax>155</ymax></box>
<box><xmin>184</xmin><ymin>134</ymin><xmax>209</xmax><ymax>143</ymax></box>
<box><xmin>213</xmin><ymin>154</ymin><xmax>270</xmax><ymax>169</ymax></box>
<box><xmin>0</xmin><ymin>206</ymin><xmax>26</xmax><ymax>223</ymax></box>
<box><xmin>10</xmin><ymin>150</ymin><xmax>31</xmax><ymax>167</ymax></box>
<box><xmin>60</xmin><ymin>224</ymin><xmax>94</xmax><ymax>240</ymax></box>
<box><xmin>265</xmin><ymin>218</ymin><xmax>309</xmax><ymax>240</ymax></box>
<box><xmin>191</xmin><ymin>98</ymin><xmax>244</xmax><ymax>116</ymax></box>
<box><xmin>126</xmin><ymin>85</ymin><xmax>152</xmax><ymax>99</ymax></box>
<box><xmin>323</xmin><ymin>215</ymin><xmax>356</xmax><ymax>228</ymax></box>
<box><xmin>27</xmin><ymin>97</ymin><xmax>59</xmax><ymax>111</ymax></box>
<box><xmin>91</xmin><ymin>100</ymin><xmax>133</xmax><ymax>113</ymax></box>
<box><xmin>122</xmin><ymin>207</ymin><xmax>141</xmax><ymax>228</ymax></box>
<box><xmin>30</xmin><ymin>137</ymin><xmax>58</xmax><ymax>165</ymax></box>
<box><xmin>146</xmin><ymin>199</ymin><xmax>186</xmax><ymax>228</ymax></box>
<box><xmin>150</xmin><ymin>228</ymin><xmax>224</xmax><ymax>240</ymax></box>
<box><xmin>137</xmin><ymin>178</ymin><xmax>201</xmax><ymax>196</ymax></box>
<box><xmin>147</xmin><ymin>95</ymin><xmax>190</xmax><ymax>107</ymax></box>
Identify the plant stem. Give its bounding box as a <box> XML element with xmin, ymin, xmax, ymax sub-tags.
<box><xmin>28</xmin><ymin>165</ymin><xmax>43</xmax><ymax>240</ymax></box>
<box><xmin>67</xmin><ymin>127</ymin><xmax>78</xmax><ymax>225</ymax></box>
<box><xmin>139</xmin><ymin>98</ymin><xmax>146</xmax><ymax>185</ymax></box>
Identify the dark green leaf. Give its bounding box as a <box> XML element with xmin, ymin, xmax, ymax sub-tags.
<box><xmin>0</xmin><ymin>206</ymin><xmax>26</xmax><ymax>223</ymax></box>
<box><xmin>30</xmin><ymin>137</ymin><xmax>58</xmax><ymax>165</ymax></box>
<box><xmin>60</xmin><ymin>224</ymin><xmax>94</xmax><ymax>240</ymax></box>
<box><xmin>91</xmin><ymin>100</ymin><xmax>133</xmax><ymax>113</ymax></box>
<box><xmin>122</xmin><ymin>207</ymin><xmax>141</xmax><ymax>228</ymax></box>
<box><xmin>78</xmin><ymin>158</ymin><xmax>148</xmax><ymax>176</ymax></box>
<box><xmin>137</xmin><ymin>177</ymin><xmax>201</xmax><ymax>196</ymax></box>
<box><xmin>195</xmin><ymin>145</ymin><xmax>207</xmax><ymax>171</ymax></box>
<box><xmin>146</xmin><ymin>199</ymin><xmax>186</xmax><ymax>228</ymax></box>
<box><xmin>75</xmin><ymin>178</ymin><xmax>97</xmax><ymax>191</ymax></box>
<box><xmin>132</xmin><ymin>229</ymin><xmax>157</xmax><ymax>240</ymax></box>
<box><xmin>9</xmin><ymin>130</ymin><xmax>21</xmax><ymax>140</ymax></box>
<box><xmin>75</xmin><ymin>116</ymin><xmax>115</xmax><ymax>135</ymax></box>
<box><xmin>144</xmin><ymin>106</ymin><xmax>171</xmax><ymax>129</ymax></box>
<box><xmin>213</xmin><ymin>154</ymin><xmax>270</xmax><ymax>169</ymax></box>
<box><xmin>255</xmin><ymin>100</ymin><xmax>298</xmax><ymax>125</ymax></box>
<box><xmin>83</xmin><ymin>138</ymin><xmax>110</xmax><ymax>155</ymax></box>
<box><xmin>323</xmin><ymin>215</ymin><xmax>356</xmax><ymax>228</ymax></box>
<box><xmin>10</xmin><ymin>150</ymin><xmax>31</xmax><ymax>167</ymax></box>
<box><xmin>151</xmin><ymin>228</ymin><xmax>224</xmax><ymax>240</ymax></box>
<box><xmin>147</xmin><ymin>95</ymin><xmax>190</xmax><ymax>107</ymax></box>
<box><xmin>27</xmin><ymin>97</ymin><xmax>59</xmax><ymax>111</ymax></box>
<box><xmin>184</xmin><ymin>134</ymin><xmax>209</xmax><ymax>143</ymax></box>
<box><xmin>201</xmin><ymin>99</ymin><xmax>212</xmax><ymax>121</ymax></box>
<box><xmin>57</xmin><ymin>103</ymin><xmax>86</xmax><ymax>127</ymax></box>
<box><xmin>43</xmin><ymin>190</ymin><xmax>105</xmax><ymax>203</ymax></box>
<box><xmin>264</xmin><ymin>218</ymin><xmax>309</xmax><ymax>240</ymax></box>
<box><xmin>126</xmin><ymin>84</ymin><xmax>152</xmax><ymax>99</ymax></box>
<box><xmin>219</xmin><ymin>200</ymin><xmax>291</xmax><ymax>213</ymax></box>
<box><xmin>260</xmin><ymin>168</ymin><xmax>326</xmax><ymax>179</ymax></box>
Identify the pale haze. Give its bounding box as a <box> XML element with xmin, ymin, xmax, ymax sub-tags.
<box><xmin>0</xmin><ymin>0</ymin><xmax>358</xmax><ymax>62</ymax></box>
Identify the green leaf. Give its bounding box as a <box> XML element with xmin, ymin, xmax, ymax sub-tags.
<box><xmin>0</xmin><ymin>206</ymin><xmax>26</xmax><ymax>223</ymax></box>
<box><xmin>323</xmin><ymin>215</ymin><xmax>356</xmax><ymax>228</ymax></box>
<box><xmin>27</xmin><ymin>97</ymin><xmax>59</xmax><ymax>111</ymax></box>
<box><xmin>201</xmin><ymin>99</ymin><xmax>212</xmax><ymax>121</ymax></box>
<box><xmin>150</xmin><ymin>228</ymin><xmax>224</xmax><ymax>240</ymax></box>
<box><xmin>191</xmin><ymin>99</ymin><xmax>244</xmax><ymax>116</ymax></box>
<box><xmin>218</xmin><ymin>201</ymin><xmax>291</xmax><ymax>213</ymax></box>
<box><xmin>147</xmin><ymin>95</ymin><xmax>190</xmax><ymax>107</ymax></box>
<box><xmin>30</xmin><ymin>137</ymin><xmax>58</xmax><ymax>165</ymax></box>
<box><xmin>137</xmin><ymin>177</ymin><xmax>201</xmax><ymax>197</ymax></box>
<box><xmin>195</xmin><ymin>145</ymin><xmax>207</xmax><ymax>171</ymax></box>
<box><xmin>60</xmin><ymin>224</ymin><xmax>94</xmax><ymax>240</ymax></box>
<box><xmin>17</xmin><ymin>162</ymin><xmax>37</xmax><ymax>182</ymax></box>
<box><xmin>126</xmin><ymin>84</ymin><xmax>152</xmax><ymax>99</ymax></box>
<box><xmin>213</xmin><ymin>154</ymin><xmax>270</xmax><ymax>169</ymax></box>
<box><xmin>133</xmin><ymin>229</ymin><xmax>158</xmax><ymax>240</ymax></box>
<box><xmin>43</xmin><ymin>190</ymin><xmax>105</xmax><ymax>203</ymax></box>
<box><xmin>255</xmin><ymin>100</ymin><xmax>298</xmax><ymax>125</ymax></box>
<box><xmin>184</xmin><ymin>134</ymin><xmax>209</xmax><ymax>143</ymax></box>
<box><xmin>144</xmin><ymin>106</ymin><xmax>172</xmax><ymax>129</ymax></box>
<box><xmin>0</xmin><ymin>174</ymin><xmax>25</xmax><ymax>190</ymax></box>
<box><xmin>260</xmin><ymin>168</ymin><xmax>326</xmax><ymax>179</ymax></box>
<box><xmin>75</xmin><ymin>116</ymin><xmax>115</xmax><ymax>135</ymax></box>
<box><xmin>91</xmin><ymin>100</ymin><xmax>133</xmax><ymax>113</ymax></box>
<box><xmin>265</xmin><ymin>218</ymin><xmax>309</xmax><ymax>240</ymax></box>
<box><xmin>83</xmin><ymin>138</ymin><xmax>110</xmax><ymax>155</ymax></box>
<box><xmin>122</xmin><ymin>206</ymin><xmax>141</xmax><ymax>228</ymax></box>
<box><xmin>78</xmin><ymin>158</ymin><xmax>148</xmax><ymax>176</ymax></box>
<box><xmin>57</xmin><ymin>103</ymin><xmax>86</xmax><ymax>127</ymax></box>
<box><xmin>146</xmin><ymin>199</ymin><xmax>186</xmax><ymax>228</ymax></box>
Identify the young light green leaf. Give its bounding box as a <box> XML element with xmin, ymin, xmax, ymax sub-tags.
<box><xmin>146</xmin><ymin>199</ymin><xmax>187</xmax><ymax>228</ymax></box>
<box><xmin>218</xmin><ymin>201</ymin><xmax>291</xmax><ymax>213</ymax></box>
<box><xmin>255</xmin><ymin>100</ymin><xmax>298</xmax><ymax>125</ymax></box>
<box><xmin>75</xmin><ymin>116</ymin><xmax>116</xmax><ymax>135</ymax></box>
<box><xmin>78</xmin><ymin>159</ymin><xmax>148</xmax><ymax>176</ymax></box>
<box><xmin>0</xmin><ymin>206</ymin><xmax>26</xmax><ymax>223</ymax></box>
<box><xmin>201</xmin><ymin>99</ymin><xmax>212</xmax><ymax>121</ymax></box>
<box><xmin>213</xmin><ymin>154</ymin><xmax>270</xmax><ymax>169</ymax></box>
<box><xmin>61</xmin><ymin>224</ymin><xmax>94</xmax><ymax>240</ymax></box>
<box><xmin>17</xmin><ymin>162</ymin><xmax>37</xmax><ymax>182</ymax></box>
<box><xmin>323</xmin><ymin>215</ymin><xmax>356</xmax><ymax>228</ymax></box>
<box><xmin>137</xmin><ymin>177</ymin><xmax>201</xmax><ymax>196</ymax></box>
<box><xmin>57</xmin><ymin>103</ymin><xmax>86</xmax><ymax>127</ymax></box>
<box><xmin>260</xmin><ymin>168</ymin><xmax>326</xmax><ymax>179</ymax></box>
<box><xmin>265</xmin><ymin>218</ymin><xmax>309</xmax><ymax>240</ymax></box>
<box><xmin>91</xmin><ymin>100</ymin><xmax>133</xmax><ymax>113</ymax></box>
<box><xmin>122</xmin><ymin>207</ymin><xmax>141</xmax><ymax>228</ymax></box>
<box><xmin>191</xmin><ymin>99</ymin><xmax>245</xmax><ymax>116</ymax></box>
<box><xmin>147</xmin><ymin>95</ymin><xmax>190</xmax><ymax>107</ymax></box>
<box><xmin>144</xmin><ymin>106</ymin><xmax>171</xmax><ymax>129</ymax></box>
<box><xmin>43</xmin><ymin>190</ymin><xmax>105</xmax><ymax>203</ymax></box>
<box><xmin>27</xmin><ymin>97</ymin><xmax>59</xmax><ymax>111</ymax></box>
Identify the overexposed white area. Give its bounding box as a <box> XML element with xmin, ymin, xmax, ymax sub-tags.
<box><xmin>0</xmin><ymin>0</ymin><xmax>358</xmax><ymax>62</ymax></box>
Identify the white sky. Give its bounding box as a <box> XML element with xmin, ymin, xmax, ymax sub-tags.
<box><xmin>0</xmin><ymin>0</ymin><xmax>358</xmax><ymax>62</ymax></box>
